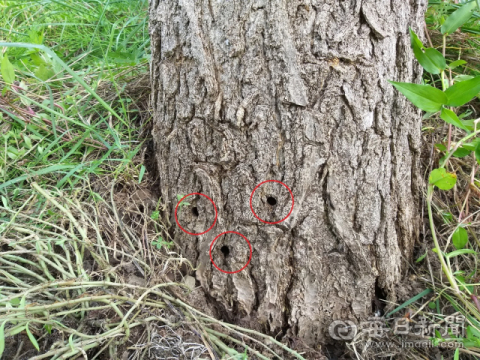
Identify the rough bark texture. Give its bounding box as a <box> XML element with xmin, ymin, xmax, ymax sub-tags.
<box><xmin>149</xmin><ymin>0</ymin><xmax>425</xmax><ymax>347</ymax></box>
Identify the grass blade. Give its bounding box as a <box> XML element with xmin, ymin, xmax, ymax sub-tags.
<box><xmin>0</xmin><ymin>321</ymin><xmax>6</xmax><ymax>358</ymax></box>
<box><xmin>385</xmin><ymin>289</ymin><xmax>433</xmax><ymax>318</ymax></box>
<box><xmin>0</xmin><ymin>164</ymin><xmax>75</xmax><ymax>191</ymax></box>
<box><xmin>25</xmin><ymin>322</ymin><xmax>40</xmax><ymax>352</ymax></box>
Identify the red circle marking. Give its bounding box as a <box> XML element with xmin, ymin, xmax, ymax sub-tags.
<box><xmin>175</xmin><ymin>193</ymin><xmax>217</xmax><ymax>236</ymax></box>
<box><xmin>209</xmin><ymin>231</ymin><xmax>252</xmax><ymax>274</ymax></box>
<box><xmin>250</xmin><ymin>180</ymin><xmax>294</xmax><ymax>224</ymax></box>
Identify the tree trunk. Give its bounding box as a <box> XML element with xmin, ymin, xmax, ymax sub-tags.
<box><xmin>149</xmin><ymin>0</ymin><xmax>425</xmax><ymax>347</ymax></box>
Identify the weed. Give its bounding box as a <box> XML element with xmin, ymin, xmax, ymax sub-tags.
<box><xmin>176</xmin><ymin>193</ymin><xmax>191</xmax><ymax>213</ymax></box>
<box><xmin>151</xmin><ymin>236</ymin><xmax>173</xmax><ymax>250</ymax></box>
<box><xmin>389</xmin><ymin>0</ymin><xmax>480</xmax><ymax>355</ymax></box>
<box><xmin>0</xmin><ymin>0</ymin><xmax>150</xmax><ymax>202</ymax></box>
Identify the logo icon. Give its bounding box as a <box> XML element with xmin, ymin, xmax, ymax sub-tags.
<box><xmin>328</xmin><ymin>320</ymin><xmax>357</xmax><ymax>340</ymax></box>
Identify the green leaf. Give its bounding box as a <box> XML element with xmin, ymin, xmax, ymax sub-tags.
<box><xmin>384</xmin><ymin>289</ymin><xmax>432</xmax><ymax>318</ymax></box>
<box><xmin>463</xmin><ymin>339</ymin><xmax>479</xmax><ymax>347</ymax></box>
<box><xmin>409</xmin><ymin>28</ymin><xmax>425</xmax><ymax>50</ymax></box>
<box><xmin>138</xmin><ymin>164</ymin><xmax>146</xmax><ymax>183</ymax></box>
<box><xmin>416</xmin><ymin>250</ymin><xmax>427</xmax><ymax>263</ymax></box>
<box><xmin>0</xmin><ymin>321</ymin><xmax>6</xmax><ymax>358</ymax></box>
<box><xmin>1</xmin><ymin>55</ymin><xmax>15</xmax><ymax>84</ymax></box>
<box><xmin>454</xmin><ymin>348</ymin><xmax>460</xmax><ymax>360</ymax></box>
<box><xmin>449</xmin><ymin>59</ymin><xmax>467</xmax><ymax>69</ymax></box>
<box><xmin>410</xmin><ymin>29</ymin><xmax>446</xmax><ymax>74</ymax></box>
<box><xmin>107</xmin><ymin>50</ymin><xmax>138</xmax><ymax>65</ymax></box>
<box><xmin>461</xmin><ymin>119</ymin><xmax>476</xmax><ymax>132</ymax></box>
<box><xmin>446</xmin><ymin>249</ymin><xmax>475</xmax><ymax>258</ymax></box>
<box><xmin>151</xmin><ymin>236</ymin><xmax>174</xmax><ymax>251</ymax></box>
<box><xmin>28</xmin><ymin>29</ymin><xmax>44</xmax><ymax>45</ymax></box>
<box><xmin>440</xmin><ymin>108</ymin><xmax>470</xmax><ymax>131</ymax></box>
<box><xmin>462</xmin><ymin>139</ymin><xmax>480</xmax><ymax>151</ymax></box>
<box><xmin>456</xmin><ymin>275</ymin><xmax>474</xmax><ymax>293</ymax></box>
<box><xmin>9</xmin><ymin>298</ymin><xmax>20</xmax><ymax>306</ymax></box>
<box><xmin>152</xmin><ymin>238</ymin><xmax>163</xmax><ymax>250</ymax></box>
<box><xmin>424</xmin><ymin>48</ymin><xmax>447</xmax><ymax>72</ymax></box>
<box><xmin>19</xmin><ymin>295</ymin><xmax>26</xmax><ymax>309</ymax></box>
<box><xmin>453</xmin><ymin>147</ymin><xmax>471</xmax><ymax>158</ymax></box>
<box><xmin>454</xmin><ymin>74</ymin><xmax>474</xmax><ymax>82</ymax></box>
<box><xmin>1</xmin><ymin>196</ymin><xmax>8</xmax><ymax>209</ymax></box>
<box><xmin>441</xmin><ymin>211</ymin><xmax>454</xmax><ymax>224</ymax></box>
<box><xmin>6</xmin><ymin>325</ymin><xmax>25</xmax><ymax>337</ymax></box>
<box><xmin>428</xmin><ymin>301</ymin><xmax>436</xmax><ymax>310</ymax></box>
<box><xmin>438</xmin><ymin>143</ymin><xmax>472</xmax><ymax>157</ymax></box>
<box><xmin>69</xmin><ymin>334</ymin><xmax>74</xmax><ymax>351</ymax></box>
<box><xmin>475</xmin><ymin>141</ymin><xmax>480</xmax><ymax>164</ymax></box>
<box><xmin>34</xmin><ymin>63</ymin><xmax>55</xmax><ymax>81</ymax></box>
<box><xmin>429</xmin><ymin>168</ymin><xmax>457</xmax><ymax>190</ymax></box>
<box><xmin>150</xmin><ymin>210</ymin><xmax>160</xmax><ymax>220</ymax></box>
<box><xmin>30</xmin><ymin>53</ymin><xmax>46</xmax><ymax>66</ymax></box>
<box><xmin>441</xmin><ymin>1</ymin><xmax>477</xmax><ymax>35</ymax></box>
<box><xmin>467</xmin><ymin>325</ymin><xmax>480</xmax><ymax>339</ymax></box>
<box><xmin>452</xmin><ymin>227</ymin><xmax>469</xmax><ymax>250</ymax></box>
<box><xmin>26</xmin><ymin>323</ymin><xmax>40</xmax><ymax>351</ymax></box>
<box><xmin>458</xmin><ymin>110</ymin><xmax>472</xmax><ymax>119</ymax></box>
<box><xmin>23</xmin><ymin>135</ymin><xmax>32</xmax><ymax>149</ymax></box>
<box><xmin>389</xmin><ymin>81</ymin><xmax>447</xmax><ymax>112</ymax></box>
<box><xmin>445</xmin><ymin>76</ymin><xmax>480</xmax><ymax>107</ymax></box>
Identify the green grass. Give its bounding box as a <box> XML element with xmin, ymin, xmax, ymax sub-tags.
<box><xmin>396</xmin><ymin>1</ymin><xmax>480</xmax><ymax>356</ymax></box>
<box><xmin>1</xmin><ymin>0</ymin><xmax>149</xmax><ymax>69</ymax></box>
<box><xmin>426</xmin><ymin>0</ymin><xmax>480</xmax><ymax>75</ymax></box>
<box><xmin>0</xmin><ymin>1</ymin><xmax>156</xmax><ymax>357</ymax></box>
<box><xmin>0</xmin><ymin>0</ymin><xmax>150</xmax><ymax>204</ymax></box>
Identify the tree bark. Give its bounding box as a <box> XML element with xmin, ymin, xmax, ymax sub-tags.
<box><xmin>149</xmin><ymin>0</ymin><xmax>425</xmax><ymax>347</ymax></box>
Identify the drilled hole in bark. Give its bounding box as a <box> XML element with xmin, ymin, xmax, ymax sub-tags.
<box><xmin>221</xmin><ymin>246</ymin><xmax>230</xmax><ymax>257</ymax></box>
<box><xmin>192</xmin><ymin>207</ymin><xmax>199</xmax><ymax>217</ymax></box>
<box><xmin>267</xmin><ymin>196</ymin><xmax>277</xmax><ymax>206</ymax></box>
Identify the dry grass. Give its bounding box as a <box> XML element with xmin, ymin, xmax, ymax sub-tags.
<box><xmin>0</xmin><ymin>154</ymin><xmax>308</xmax><ymax>359</ymax></box>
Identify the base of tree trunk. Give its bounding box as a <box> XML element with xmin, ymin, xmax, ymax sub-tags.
<box><xmin>150</xmin><ymin>0</ymin><xmax>425</xmax><ymax>348</ymax></box>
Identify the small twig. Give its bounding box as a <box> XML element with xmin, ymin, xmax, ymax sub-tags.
<box><xmin>424</xmin><ymin>22</ymin><xmax>434</xmax><ymax>48</ymax></box>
